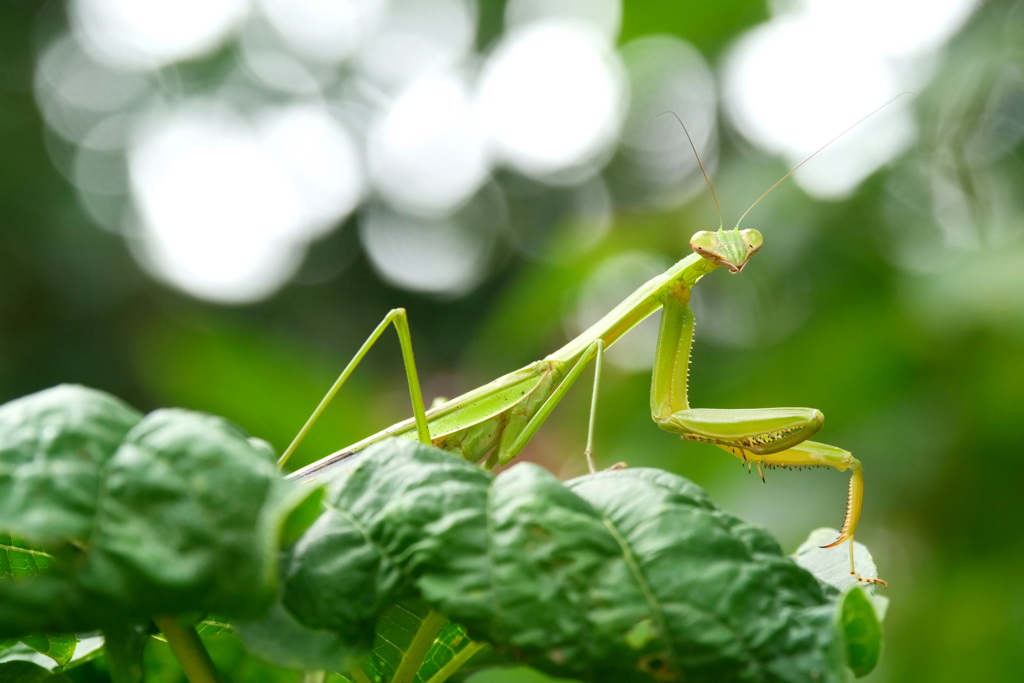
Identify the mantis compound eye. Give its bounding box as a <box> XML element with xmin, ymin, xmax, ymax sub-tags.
<box><xmin>689</xmin><ymin>231</ymin><xmax>719</xmax><ymax>256</ymax></box>
<box><xmin>740</xmin><ymin>229</ymin><xmax>763</xmax><ymax>254</ymax></box>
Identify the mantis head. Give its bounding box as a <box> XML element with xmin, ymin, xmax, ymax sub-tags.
<box><xmin>690</xmin><ymin>228</ymin><xmax>763</xmax><ymax>273</ymax></box>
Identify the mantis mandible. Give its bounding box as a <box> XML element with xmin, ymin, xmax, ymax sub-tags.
<box><xmin>279</xmin><ymin>111</ymin><xmax>891</xmax><ymax>587</ymax></box>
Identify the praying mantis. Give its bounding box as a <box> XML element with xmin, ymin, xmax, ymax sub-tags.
<box><xmin>279</xmin><ymin>114</ymin><xmax>890</xmax><ymax>587</ymax></box>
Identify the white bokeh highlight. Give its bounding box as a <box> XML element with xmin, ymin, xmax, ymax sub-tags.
<box><xmin>255</xmin><ymin>104</ymin><xmax>364</xmax><ymax>236</ymax></box>
<box><xmin>359</xmin><ymin>189</ymin><xmax>504</xmax><ymax>297</ymax></box>
<box><xmin>32</xmin><ymin>0</ymin><xmax>984</xmax><ymax>305</ymax></box>
<box><xmin>573</xmin><ymin>252</ymin><xmax>669</xmax><ymax>371</ymax></box>
<box><xmin>258</xmin><ymin>0</ymin><xmax>387</xmax><ymax>65</ymax></box>
<box><xmin>723</xmin><ymin>19</ymin><xmax>914</xmax><ymax>198</ymax></box>
<box><xmin>476</xmin><ymin>21</ymin><xmax>625</xmax><ymax>178</ymax></box>
<box><xmin>368</xmin><ymin>73</ymin><xmax>489</xmax><ymax>215</ymax></box>
<box><xmin>71</xmin><ymin>0</ymin><xmax>249</xmax><ymax>70</ymax></box>
<box><xmin>128</xmin><ymin>102</ymin><xmax>363</xmax><ymax>303</ymax></box>
<box><xmin>723</xmin><ymin>0</ymin><xmax>978</xmax><ymax>199</ymax></box>
<box><xmin>355</xmin><ymin>0</ymin><xmax>476</xmax><ymax>89</ymax></box>
<box><xmin>35</xmin><ymin>35</ymin><xmax>152</xmax><ymax>144</ymax></box>
<box><xmin>617</xmin><ymin>35</ymin><xmax>718</xmax><ymax>210</ymax></box>
<box><xmin>782</xmin><ymin>0</ymin><xmax>979</xmax><ymax>58</ymax></box>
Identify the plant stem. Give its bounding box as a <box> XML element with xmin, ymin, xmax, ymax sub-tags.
<box><xmin>299</xmin><ymin>672</ymin><xmax>328</xmax><ymax>683</ymax></box>
<box><xmin>392</xmin><ymin>608</ymin><xmax>447</xmax><ymax>683</ymax></box>
<box><xmin>153</xmin><ymin>615</ymin><xmax>220</xmax><ymax>683</ymax></box>
<box><xmin>423</xmin><ymin>641</ymin><xmax>485</xmax><ymax>683</ymax></box>
<box><xmin>349</xmin><ymin>667</ymin><xmax>373</xmax><ymax>683</ymax></box>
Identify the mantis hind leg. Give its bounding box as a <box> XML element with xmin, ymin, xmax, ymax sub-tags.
<box><xmin>278</xmin><ymin>308</ymin><xmax>431</xmax><ymax>468</ymax></box>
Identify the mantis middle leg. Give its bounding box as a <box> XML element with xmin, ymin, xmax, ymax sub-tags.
<box><xmin>495</xmin><ymin>339</ymin><xmax>606</xmax><ymax>471</ymax></box>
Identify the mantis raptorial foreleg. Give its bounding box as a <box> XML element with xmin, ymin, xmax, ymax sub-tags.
<box><xmin>649</xmin><ymin>277</ymin><xmax>884</xmax><ymax>586</ymax></box>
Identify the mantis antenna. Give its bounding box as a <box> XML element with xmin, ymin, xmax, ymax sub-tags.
<box><xmin>736</xmin><ymin>93</ymin><xmax>912</xmax><ymax>227</ymax></box>
<box><xmin>658</xmin><ymin>110</ymin><xmax>724</xmax><ymax>231</ymax></box>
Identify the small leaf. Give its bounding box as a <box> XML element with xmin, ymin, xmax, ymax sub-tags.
<box><xmin>360</xmin><ymin>600</ymin><xmax>483</xmax><ymax>683</ymax></box>
<box><xmin>0</xmin><ymin>532</ymin><xmax>52</xmax><ymax>580</ymax></box>
<box><xmin>792</xmin><ymin>528</ymin><xmax>885</xmax><ymax>592</ymax></box>
<box><xmin>102</xmin><ymin>625</ymin><xmax>148</xmax><ymax>683</ymax></box>
<box><xmin>19</xmin><ymin>635</ymin><xmax>77</xmax><ymax>669</ymax></box>
<box><xmin>835</xmin><ymin>587</ymin><xmax>883</xmax><ymax>678</ymax></box>
<box><xmin>278</xmin><ymin>485</ymin><xmax>326</xmax><ymax>548</ymax></box>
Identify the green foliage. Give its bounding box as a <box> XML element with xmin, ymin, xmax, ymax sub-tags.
<box><xmin>15</xmin><ymin>635</ymin><xmax>77</xmax><ymax>670</ymax></box>
<box><xmin>792</xmin><ymin>532</ymin><xmax>885</xmax><ymax>677</ymax></box>
<box><xmin>836</xmin><ymin>587</ymin><xmax>883</xmax><ymax>678</ymax></box>
<box><xmin>0</xmin><ymin>385</ymin><xmax>142</xmax><ymax>544</ymax></box>
<box><xmin>277</xmin><ymin>438</ymin><xmax>850</xmax><ymax>682</ymax></box>
<box><xmin>0</xmin><ymin>387</ymin><xmax>885</xmax><ymax>681</ymax></box>
<box><xmin>0</xmin><ymin>385</ymin><xmax>293</xmax><ymax>635</ymax></box>
<box><xmin>0</xmin><ymin>660</ymin><xmax>72</xmax><ymax>682</ymax></box>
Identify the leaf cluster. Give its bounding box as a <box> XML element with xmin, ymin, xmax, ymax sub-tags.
<box><xmin>0</xmin><ymin>386</ymin><xmax>883</xmax><ymax>682</ymax></box>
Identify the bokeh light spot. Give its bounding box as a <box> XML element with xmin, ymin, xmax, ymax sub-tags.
<box><xmin>255</xmin><ymin>104</ymin><xmax>364</xmax><ymax>237</ymax></box>
<box><xmin>723</xmin><ymin>17</ymin><xmax>913</xmax><ymax>199</ymax></box>
<box><xmin>258</xmin><ymin>0</ymin><xmax>386</xmax><ymax>65</ymax></box>
<box><xmin>128</xmin><ymin>103</ymin><xmax>306</xmax><ymax>303</ymax></box>
<box><xmin>476</xmin><ymin>21</ymin><xmax>625</xmax><ymax>178</ymax></box>
<box><xmin>355</xmin><ymin>0</ymin><xmax>476</xmax><ymax>89</ymax></box>
<box><xmin>615</xmin><ymin>35</ymin><xmax>717</xmax><ymax>210</ymax></box>
<box><xmin>71</xmin><ymin>0</ymin><xmax>248</xmax><ymax>70</ymax></box>
<box><xmin>35</xmin><ymin>35</ymin><xmax>152</xmax><ymax>144</ymax></box>
<box><xmin>359</xmin><ymin>187</ymin><xmax>505</xmax><ymax>297</ymax></box>
<box><xmin>722</xmin><ymin>0</ymin><xmax>976</xmax><ymax>200</ymax></box>
<box><xmin>369</xmin><ymin>73</ymin><xmax>489</xmax><ymax>216</ymax></box>
<box><xmin>505</xmin><ymin>0</ymin><xmax>621</xmax><ymax>40</ymax></box>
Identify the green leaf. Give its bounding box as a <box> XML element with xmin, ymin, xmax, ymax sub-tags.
<box><xmin>791</xmin><ymin>527</ymin><xmax>886</xmax><ymax>677</ymax></box>
<box><xmin>361</xmin><ymin>601</ymin><xmax>483</xmax><ymax>683</ymax></box>
<box><xmin>560</xmin><ymin>469</ymin><xmax>842</xmax><ymax>682</ymax></box>
<box><xmin>19</xmin><ymin>634</ymin><xmax>77</xmax><ymax>669</ymax></box>
<box><xmin>233</xmin><ymin>598</ymin><xmax>357</xmax><ymax>672</ymax></box>
<box><xmin>0</xmin><ymin>531</ymin><xmax>52</xmax><ymax>580</ymax></box>
<box><xmin>278</xmin><ymin>485</ymin><xmax>327</xmax><ymax>549</ymax></box>
<box><xmin>0</xmin><ymin>390</ymin><xmax>292</xmax><ymax>636</ymax></box>
<box><xmin>835</xmin><ymin>587</ymin><xmax>883</xmax><ymax>678</ymax></box>
<box><xmin>792</xmin><ymin>528</ymin><xmax>885</xmax><ymax>592</ymax></box>
<box><xmin>76</xmin><ymin>408</ymin><xmax>286</xmax><ymax>617</ymax></box>
<box><xmin>282</xmin><ymin>442</ymin><xmax>491</xmax><ymax>649</ymax></box>
<box><xmin>282</xmin><ymin>439</ymin><xmax>849</xmax><ymax>682</ymax></box>
<box><xmin>0</xmin><ymin>532</ymin><xmax>72</xmax><ymax>664</ymax></box>
<box><xmin>0</xmin><ymin>385</ymin><xmax>142</xmax><ymax>544</ymax></box>
<box><xmin>102</xmin><ymin>625</ymin><xmax>148</xmax><ymax>683</ymax></box>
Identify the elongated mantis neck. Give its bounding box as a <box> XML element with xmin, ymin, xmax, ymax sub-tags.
<box><xmin>545</xmin><ymin>252</ymin><xmax>720</xmax><ymax>364</ymax></box>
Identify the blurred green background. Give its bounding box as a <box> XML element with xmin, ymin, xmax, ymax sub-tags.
<box><xmin>2</xmin><ymin>0</ymin><xmax>1023</xmax><ymax>680</ymax></box>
